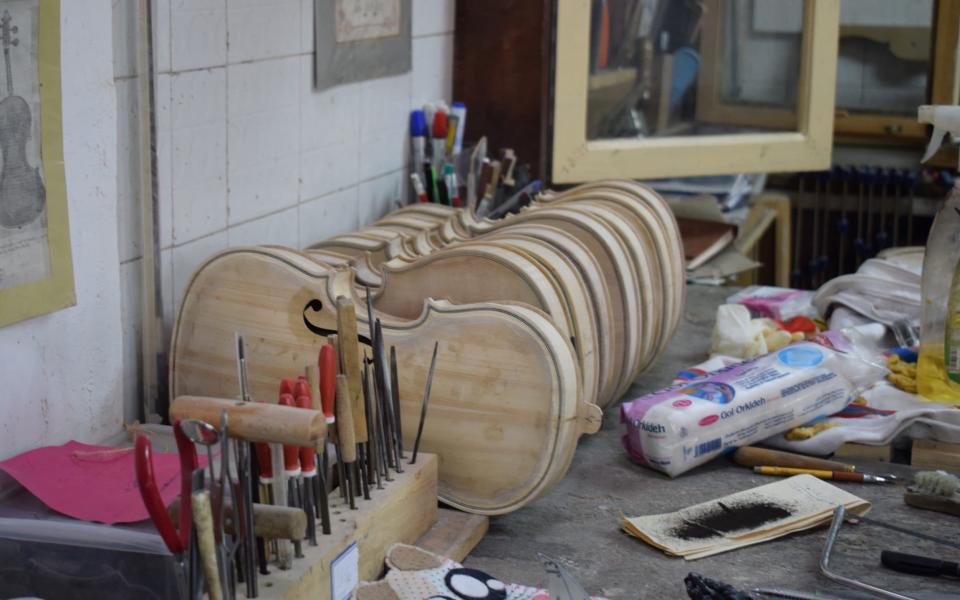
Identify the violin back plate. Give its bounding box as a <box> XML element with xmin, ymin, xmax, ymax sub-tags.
<box><xmin>170</xmin><ymin>246</ymin><xmax>591</xmax><ymax>514</ymax></box>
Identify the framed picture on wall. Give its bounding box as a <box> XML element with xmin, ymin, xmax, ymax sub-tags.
<box><xmin>313</xmin><ymin>0</ymin><xmax>412</xmax><ymax>91</ymax></box>
<box><xmin>0</xmin><ymin>0</ymin><xmax>74</xmax><ymax>328</ymax></box>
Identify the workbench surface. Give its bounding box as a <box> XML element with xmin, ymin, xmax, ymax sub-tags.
<box><xmin>464</xmin><ymin>285</ymin><xmax>959</xmax><ymax>600</ymax></box>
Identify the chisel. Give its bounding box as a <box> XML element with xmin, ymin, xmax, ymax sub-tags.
<box><xmin>389</xmin><ymin>346</ymin><xmax>403</xmax><ymax>459</ymax></box>
<box><xmin>336</xmin><ymin>374</ymin><xmax>357</xmax><ymax>509</ymax></box>
<box><xmin>412</xmin><ymin>342</ymin><xmax>440</xmax><ymax>464</ymax></box>
<box><xmin>235</xmin><ymin>334</ymin><xmax>258</xmax><ymax>596</ymax></box>
<box><xmin>374</xmin><ymin>319</ymin><xmax>402</xmax><ymax>473</ymax></box>
<box><xmin>316</xmin><ymin>345</ymin><xmax>336</xmax><ymax>533</ymax></box>
<box><xmin>361</xmin><ymin>357</ymin><xmax>383</xmax><ymax>490</ymax></box>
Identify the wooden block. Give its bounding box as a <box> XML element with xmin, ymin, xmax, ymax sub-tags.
<box><xmin>834</xmin><ymin>442</ymin><xmax>893</xmax><ymax>463</ymax></box>
<box><xmin>415</xmin><ymin>508</ymin><xmax>489</xmax><ymax>563</ymax></box>
<box><xmin>911</xmin><ymin>439</ymin><xmax>960</xmax><ymax>471</ymax></box>
<box><xmin>240</xmin><ymin>453</ymin><xmax>438</xmax><ymax>600</ymax></box>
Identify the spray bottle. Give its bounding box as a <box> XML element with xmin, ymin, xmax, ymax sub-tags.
<box><xmin>916</xmin><ymin>105</ymin><xmax>960</xmax><ymax>402</ymax></box>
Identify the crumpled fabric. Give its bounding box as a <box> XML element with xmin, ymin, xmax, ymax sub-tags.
<box><xmin>356</xmin><ymin>544</ymin><xmax>607</xmax><ymax>600</ymax></box>
<box><xmin>813</xmin><ymin>249</ymin><xmax>923</xmax><ymax>328</ymax></box>
<box><xmin>710</xmin><ymin>304</ymin><xmax>799</xmax><ymax>359</ymax></box>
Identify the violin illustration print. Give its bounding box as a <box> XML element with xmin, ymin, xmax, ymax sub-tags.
<box><xmin>0</xmin><ymin>9</ymin><xmax>44</xmax><ymax>229</ymax></box>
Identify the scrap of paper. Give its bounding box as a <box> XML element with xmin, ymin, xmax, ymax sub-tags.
<box><xmin>0</xmin><ymin>440</ymin><xmax>204</xmax><ymax>524</ymax></box>
<box><xmin>622</xmin><ymin>474</ymin><xmax>870</xmax><ymax>559</ymax></box>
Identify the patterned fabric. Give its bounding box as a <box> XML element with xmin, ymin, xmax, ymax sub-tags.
<box><xmin>356</xmin><ymin>544</ymin><xmax>606</xmax><ymax>600</ymax></box>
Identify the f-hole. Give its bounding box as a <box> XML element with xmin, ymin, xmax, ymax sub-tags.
<box><xmin>302</xmin><ymin>299</ymin><xmax>372</xmax><ymax>347</ymax></box>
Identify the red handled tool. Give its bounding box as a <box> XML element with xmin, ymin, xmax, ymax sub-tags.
<box><xmin>319</xmin><ymin>344</ymin><xmax>337</xmax><ymax>425</ymax></box>
<box><xmin>134</xmin><ymin>419</ymin><xmax>200</xmax><ymax>599</ymax></box>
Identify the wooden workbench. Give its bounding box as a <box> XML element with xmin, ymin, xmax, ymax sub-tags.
<box><xmin>463</xmin><ymin>285</ymin><xmax>959</xmax><ymax>600</ymax></box>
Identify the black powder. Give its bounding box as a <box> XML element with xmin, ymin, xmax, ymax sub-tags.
<box><xmin>671</xmin><ymin>500</ymin><xmax>795</xmax><ymax>541</ymax></box>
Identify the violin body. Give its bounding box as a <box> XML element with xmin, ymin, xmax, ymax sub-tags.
<box><xmin>170</xmin><ymin>246</ymin><xmax>600</xmax><ymax>515</ymax></box>
<box><xmin>0</xmin><ymin>93</ymin><xmax>44</xmax><ymax>228</ymax></box>
<box><xmin>305</xmin><ymin>181</ymin><xmax>685</xmax><ymax>400</ymax></box>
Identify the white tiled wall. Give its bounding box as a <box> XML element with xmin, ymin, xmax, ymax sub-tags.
<box><xmin>113</xmin><ymin>0</ymin><xmax>455</xmax><ymax>420</ymax></box>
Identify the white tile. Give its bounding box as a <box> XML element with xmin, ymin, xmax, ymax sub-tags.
<box><xmin>359</xmin><ymin>133</ymin><xmax>405</xmax><ymax>181</ymax></box>
<box><xmin>228</xmin><ymin>107</ymin><xmax>300</xmax><ymax>171</ymax></box>
<box><xmin>154</xmin><ymin>0</ymin><xmax>172</xmax><ymax>74</ymax></box>
<box><xmin>228</xmin><ymin>0</ymin><xmax>301</xmax><ymax>64</ymax></box>
<box><xmin>412</xmin><ymin>0</ymin><xmax>455</xmax><ymax>37</ymax></box>
<box><xmin>170</xmin><ymin>4</ymin><xmax>227</xmax><ymax>72</ymax></box>
<box><xmin>228</xmin><ymin>57</ymin><xmax>299</xmax><ymax>118</ymax></box>
<box><xmin>300</xmin><ymin>0</ymin><xmax>314</xmax><ymax>54</ymax></box>
<box><xmin>115</xmin><ymin>78</ymin><xmax>141</xmax><ymax>262</ymax></box>
<box><xmin>300</xmin><ymin>143</ymin><xmax>360</xmax><ymax>200</ymax></box>
<box><xmin>299</xmin><ymin>186</ymin><xmax>359</xmax><ymax>246</ymax></box>
<box><xmin>227</xmin><ymin>153</ymin><xmax>300</xmax><ymax>224</ymax></box>
<box><xmin>172</xmin><ymin>231</ymin><xmax>228</xmax><ymax>314</ymax></box>
<box><xmin>359</xmin><ymin>73</ymin><xmax>410</xmax><ymax>143</ymax></box>
<box><xmin>228</xmin><ymin>206</ymin><xmax>299</xmax><ymax>248</ymax></box>
<box><xmin>227</xmin><ymin>58</ymin><xmax>300</xmax><ymax>224</ymax></box>
<box><xmin>171</xmin><ymin>69</ymin><xmax>227</xmax><ymax>243</ymax></box>
<box><xmin>112</xmin><ymin>0</ymin><xmax>137</xmax><ymax>79</ymax></box>
<box><xmin>411</xmin><ymin>33</ymin><xmax>453</xmax><ymax>107</ymax></box>
<box><xmin>171</xmin><ymin>68</ymin><xmax>227</xmax><ymax>129</ymax></box>
<box><xmin>358</xmin><ymin>170</ymin><xmax>403</xmax><ymax>226</ymax></box>
<box><xmin>156</xmin><ymin>73</ymin><xmax>174</xmax><ymax>249</ymax></box>
<box><xmin>299</xmin><ymin>56</ymin><xmax>360</xmax><ymax>151</ymax></box>
<box><xmin>119</xmin><ymin>259</ymin><xmax>142</xmax><ymax>423</ymax></box>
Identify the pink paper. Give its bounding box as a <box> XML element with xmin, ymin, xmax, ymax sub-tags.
<box><xmin>0</xmin><ymin>440</ymin><xmax>204</xmax><ymax>524</ymax></box>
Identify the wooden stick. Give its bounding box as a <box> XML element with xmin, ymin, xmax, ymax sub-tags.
<box><xmin>171</xmin><ymin>498</ymin><xmax>307</xmax><ymax>541</ymax></box>
<box><xmin>336</xmin><ymin>297</ymin><xmax>368</xmax><ymax>443</ymax></box>
<box><xmin>191</xmin><ymin>490</ymin><xmax>223</xmax><ymax>600</ymax></box>
<box><xmin>170</xmin><ymin>396</ymin><xmax>326</xmax><ymax>449</ymax></box>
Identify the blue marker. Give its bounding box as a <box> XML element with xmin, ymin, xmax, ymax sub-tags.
<box><xmin>409</xmin><ymin>110</ymin><xmax>427</xmax><ymax>172</ymax></box>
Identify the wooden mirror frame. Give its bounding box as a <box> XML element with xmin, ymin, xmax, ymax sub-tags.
<box><xmin>551</xmin><ymin>0</ymin><xmax>840</xmax><ymax>183</ymax></box>
<box><xmin>696</xmin><ymin>0</ymin><xmax>960</xmax><ymax>146</ymax></box>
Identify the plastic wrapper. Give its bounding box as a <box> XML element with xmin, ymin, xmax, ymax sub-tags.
<box><xmin>621</xmin><ymin>332</ymin><xmax>886</xmax><ymax>476</ymax></box>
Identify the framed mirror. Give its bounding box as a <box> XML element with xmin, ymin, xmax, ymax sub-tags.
<box><xmin>552</xmin><ymin>0</ymin><xmax>841</xmax><ymax>182</ymax></box>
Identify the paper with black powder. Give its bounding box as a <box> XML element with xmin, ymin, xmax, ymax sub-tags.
<box><xmin>621</xmin><ymin>474</ymin><xmax>870</xmax><ymax>559</ymax></box>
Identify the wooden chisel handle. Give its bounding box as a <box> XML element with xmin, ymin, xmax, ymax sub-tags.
<box><xmin>336</xmin><ymin>374</ymin><xmax>357</xmax><ymax>463</ymax></box>
<box><xmin>170</xmin><ymin>395</ymin><xmax>326</xmax><ymax>450</ymax></box>
<box><xmin>170</xmin><ymin>498</ymin><xmax>307</xmax><ymax>540</ymax></box>
<box><xmin>734</xmin><ymin>446</ymin><xmax>856</xmax><ymax>472</ymax></box>
<box><xmin>191</xmin><ymin>489</ymin><xmax>223</xmax><ymax>600</ymax></box>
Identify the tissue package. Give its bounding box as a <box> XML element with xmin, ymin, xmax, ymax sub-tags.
<box><xmin>621</xmin><ymin>339</ymin><xmax>879</xmax><ymax>476</ymax></box>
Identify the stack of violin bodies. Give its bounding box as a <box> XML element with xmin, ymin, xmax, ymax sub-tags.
<box><xmin>171</xmin><ymin>180</ymin><xmax>685</xmax><ymax>515</ymax></box>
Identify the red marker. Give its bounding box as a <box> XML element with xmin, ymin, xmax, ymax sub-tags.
<box><xmin>431</xmin><ymin>110</ymin><xmax>447</xmax><ymax>168</ymax></box>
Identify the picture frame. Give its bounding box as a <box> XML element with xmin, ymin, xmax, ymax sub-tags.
<box><xmin>0</xmin><ymin>0</ymin><xmax>74</xmax><ymax>328</ymax></box>
<box><xmin>551</xmin><ymin>0</ymin><xmax>841</xmax><ymax>183</ymax></box>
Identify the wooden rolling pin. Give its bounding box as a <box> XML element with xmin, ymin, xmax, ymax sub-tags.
<box><xmin>733</xmin><ymin>447</ymin><xmax>857</xmax><ymax>473</ymax></box>
<box><xmin>170</xmin><ymin>498</ymin><xmax>307</xmax><ymax>541</ymax></box>
<box><xmin>170</xmin><ymin>396</ymin><xmax>326</xmax><ymax>450</ymax></box>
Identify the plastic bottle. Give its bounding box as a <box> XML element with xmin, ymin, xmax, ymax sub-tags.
<box><xmin>916</xmin><ymin>105</ymin><xmax>960</xmax><ymax>402</ymax></box>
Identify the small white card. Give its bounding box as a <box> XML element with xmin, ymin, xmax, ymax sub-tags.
<box><xmin>331</xmin><ymin>542</ymin><xmax>360</xmax><ymax>600</ymax></box>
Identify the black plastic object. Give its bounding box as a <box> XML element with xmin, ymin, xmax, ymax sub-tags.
<box><xmin>881</xmin><ymin>550</ymin><xmax>960</xmax><ymax>578</ymax></box>
<box><xmin>684</xmin><ymin>572</ymin><xmax>755</xmax><ymax>600</ymax></box>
